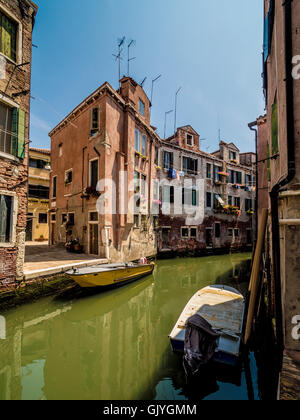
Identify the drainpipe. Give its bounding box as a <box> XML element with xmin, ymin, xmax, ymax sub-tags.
<box><xmin>248</xmin><ymin>121</ymin><xmax>258</xmax><ymax>241</ymax></box>
<box><xmin>270</xmin><ymin>0</ymin><xmax>295</xmax><ymax>365</ymax></box>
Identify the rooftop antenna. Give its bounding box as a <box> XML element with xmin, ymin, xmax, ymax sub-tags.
<box><xmin>199</xmin><ymin>138</ymin><xmax>207</xmax><ymax>150</ymax></box>
<box><xmin>174</xmin><ymin>87</ymin><xmax>182</xmax><ymax>134</ymax></box>
<box><xmin>164</xmin><ymin>109</ymin><xmax>173</xmax><ymax>139</ymax></box>
<box><xmin>113</xmin><ymin>36</ymin><xmax>125</xmax><ymax>87</ymax></box>
<box><xmin>141</xmin><ymin>77</ymin><xmax>147</xmax><ymax>87</ymax></box>
<box><xmin>127</xmin><ymin>39</ymin><xmax>136</xmax><ymax>77</ymax></box>
<box><xmin>150</xmin><ymin>74</ymin><xmax>162</xmax><ymax>118</ymax></box>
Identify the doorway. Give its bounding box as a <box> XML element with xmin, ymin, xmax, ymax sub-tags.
<box><xmin>206</xmin><ymin>228</ymin><xmax>213</xmax><ymax>248</ymax></box>
<box><xmin>26</xmin><ymin>213</ymin><xmax>33</xmax><ymax>241</ymax></box>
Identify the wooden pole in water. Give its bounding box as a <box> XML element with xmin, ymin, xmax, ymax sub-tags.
<box><xmin>245</xmin><ymin>208</ymin><xmax>268</xmax><ymax>345</ymax></box>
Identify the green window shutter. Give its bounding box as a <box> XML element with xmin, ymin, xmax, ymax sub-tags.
<box><xmin>11</xmin><ymin>108</ymin><xmax>26</xmax><ymax>159</ymax></box>
<box><xmin>17</xmin><ymin>109</ymin><xmax>26</xmax><ymax>159</ymax></box>
<box><xmin>1</xmin><ymin>15</ymin><xmax>17</xmax><ymax>62</ymax></box>
<box><xmin>11</xmin><ymin>108</ymin><xmax>18</xmax><ymax>156</ymax></box>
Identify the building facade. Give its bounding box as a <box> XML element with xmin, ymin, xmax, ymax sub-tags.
<box><xmin>0</xmin><ymin>0</ymin><xmax>37</xmax><ymax>288</ymax></box>
<box><xmin>157</xmin><ymin>126</ymin><xmax>256</xmax><ymax>256</ymax></box>
<box><xmin>49</xmin><ymin>77</ymin><xmax>160</xmax><ymax>262</ymax></box>
<box><xmin>256</xmin><ymin>0</ymin><xmax>300</xmax><ymax>398</ymax></box>
<box><xmin>26</xmin><ymin>148</ymin><xmax>50</xmax><ymax>242</ymax></box>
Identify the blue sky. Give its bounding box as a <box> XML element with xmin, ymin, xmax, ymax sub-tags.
<box><xmin>30</xmin><ymin>0</ymin><xmax>264</xmax><ymax>153</ymax></box>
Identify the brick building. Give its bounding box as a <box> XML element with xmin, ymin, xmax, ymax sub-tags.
<box><xmin>0</xmin><ymin>0</ymin><xmax>37</xmax><ymax>288</ymax></box>
<box><xmin>49</xmin><ymin>77</ymin><xmax>160</xmax><ymax>262</ymax></box>
<box><xmin>157</xmin><ymin>126</ymin><xmax>256</xmax><ymax>256</ymax></box>
<box><xmin>255</xmin><ymin>0</ymin><xmax>300</xmax><ymax>399</ymax></box>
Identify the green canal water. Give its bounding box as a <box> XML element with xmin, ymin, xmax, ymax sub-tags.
<box><xmin>0</xmin><ymin>253</ymin><xmax>260</xmax><ymax>400</ymax></box>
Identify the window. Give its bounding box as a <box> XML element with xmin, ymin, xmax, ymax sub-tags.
<box><xmin>245</xmin><ymin>174</ymin><xmax>252</xmax><ymax>187</ymax></box>
<box><xmin>228</xmin><ymin>228</ymin><xmax>233</xmax><ymax>237</ymax></box>
<box><xmin>141</xmin><ymin>174</ymin><xmax>147</xmax><ymax>196</ymax></box>
<box><xmin>0</xmin><ymin>102</ymin><xmax>12</xmax><ymax>155</ymax></box>
<box><xmin>229</xmin><ymin>151</ymin><xmax>237</xmax><ymax>161</ymax></box>
<box><xmin>134</xmin><ymin>214</ymin><xmax>139</xmax><ymax>227</ymax></box>
<box><xmin>62</xmin><ymin>213</ymin><xmax>67</xmax><ymax>224</ymax></box>
<box><xmin>29</xmin><ymin>159</ymin><xmax>49</xmax><ymax>169</ymax></box>
<box><xmin>234</xmin><ymin>229</ymin><xmax>239</xmax><ymax>237</ymax></box>
<box><xmin>91</xmin><ymin>107</ymin><xmax>99</xmax><ymax>136</ymax></box>
<box><xmin>206</xmin><ymin>163</ymin><xmax>211</xmax><ymax>179</ymax></box>
<box><xmin>228</xmin><ymin>195</ymin><xmax>233</xmax><ymax>206</ymax></box>
<box><xmin>38</xmin><ymin>213</ymin><xmax>48</xmax><ymax>224</ymax></box>
<box><xmin>0</xmin><ymin>104</ymin><xmax>25</xmax><ymax>159</ymax></box>
<box><xmin>29</xmin><ymin>185</ymin><xmax>50</xmax><ymax>199</ymax></box>
<box><xmin>52</xmin><ymin>176</ymin><xmax>57</xmax><ymax>198</ymax></box>
<box><xmin>141</xmin><ymin>135</ymin><xmax>147</xmax><ymax>156</ymax></box>
<box><xmin>234</xmin><ymin>197</ymin><xmax>240</xmax><ymax>209</ymax></box>
<box><xmin>90</xmin><ymin>159</ymin><xmax>99</xmax><ymax>189</ymax></box>
<box><xmin>68</xmin><ymin>213</ymin><xmax>75</xmax><ymax>226</ymax></box>
<box><xmin>190</xmin><ymin>228</ymin><xmax>197</xmax><ymax>239</ymax></box>
<box><xmin>0</xmin><ymin>13</ymin><xmax>17</xmax><ymax>62</ymax></box>
<box><xmin>65</xmin><ymin>169</ymin><xmax>73</xmax><ymax>184</ymax></box>
<box><xmin>135</xmin><ymin>128</ymin><xmax>140</xmax><ymax>152</ymax></box>
<box><xmin>181</xmin><ymin>227</ymin><xmax>189</xmax><ymax>239</ymax></box>
<box><xmin>139</xmin><ymin>99</ymin><xmax>145</xmax><ymax>117</ymax></box>
<box><xmin>186</xmin><ymin>134</ymin><xmax>193</xmax><ymax>147</ymax></box>
<box><xmin>163</xmin><ymin>151</ymin><xmax>173</xmax><ymax>170</ymax></box>
<box><xmin>206</xmin><ymin>192</ymin><xmax>212</xmax><ymax>208</ymax></box>
<box><xmin>215</xmin><ymin>223</ymin><xmax>221</xmax><ymax>238</ymax></box>
<box><xmin>51</xmin><ymin>213</ymin><xmax>56</xmax><ymax>221</ymax></box>
<box><xmin>230</xmin><ymin>170</ymin><xmax>235</xmax><ymax>184</ymax></box>
<box><xmin>214</xmin><ymin>166</ymin><xmax>221</xmax><ymax>182</ymax></box>
<box><xmin>89</xmin><ymin>212</ymin><xmax>98</xmax><ymax>222</ymax></box>
<box><xmin>182</xmin><ymin>188</ymin><xmax>197</xmax><ymax>206</ymax></box>
<box><xmin>134</xmin><ymin>171</ymin><xmax>140</xmax><ymax>194</ymax></box>
<box><xmin>0</xmin><ymin>194</ymin><xmax>12</xmax><ymax>243</ymax></box>
<box><xmin>182</xmin><ymin>157</ymin><xmax>198</xmax><ymax>175</ymax></box>
<box><xmin>236</xmin><ymin>172</ymin><xmax>242</xmax><ymax>184</ymax></box>
<box><xmin>245</xmin><ymin>199</ymin><xmax>253</xmax><ymax>212</ymax></box>
<box><xmin>162</xmin><ymin>185</ymin><xmax>174</xmax><ymax>204</ymax></box>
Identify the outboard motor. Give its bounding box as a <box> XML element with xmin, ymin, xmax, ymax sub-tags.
<box><xmin>183</xmin><ymin>314</ymin><xmax>220</xmax><ymax>377</ymax></box>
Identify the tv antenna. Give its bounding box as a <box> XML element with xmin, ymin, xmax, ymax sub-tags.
<box><xmin>174</xmin><ymin>87</ymin><xmax>182</xmax><ymax>134</ymax></box>
<box><xmin>127</xmin><ymin>39</ymin><xmax>136</xmax><ymax>77</ymax></box>
<box><xmin>150</xmin><ymin>74</ymin><xmax>162</xmax><ymax>117</ymax></box>
<box><xmin>113</xmin><ymin>36</ymin><xmax>126</xmax><ymax>87</ymax></box>
<box><xmin>140</xmin><ymin>77</ymin><xmax>147</xmax><ymax>88</ymax></box>
<box><xmin>199</xmin><ymin>138</ymin><xmax>207</xmax><ymax>150</ymax></box>
<box><xmin>164</xmin><ymin>109</ymin><xmax>173</xmax><ymax>139</ymax></box>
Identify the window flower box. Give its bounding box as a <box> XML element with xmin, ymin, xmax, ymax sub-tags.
<box><xmin>230</xmin><ymin>159</ymin><xmax>238</xmax><ymax>164</ymax></box>
<box><xmin>218</xmin><ymin>172</ymin><xmax>229</xmax><ymax>177</ymax></box>
<box><xmin>247</xmin><ymin>209</ymin><xmax>255</xmax><ymax>215</ymax></box>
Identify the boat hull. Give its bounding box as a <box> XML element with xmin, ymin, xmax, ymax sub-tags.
<box><xmin>68</xmin><ymin>264</ymin><xmax>154</xmax><ymax>288</ymax></box>
<box><xmin>169</xmin><ymin>285</ymin><xmax>245</xmax><ymax>367</ymax></box>
<box><xmin>169</xmin><ymin>337</ymin><xmax>240</xmax><ymax>367</ymax></box>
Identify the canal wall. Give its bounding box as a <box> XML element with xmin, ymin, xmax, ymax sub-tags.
<box><xmin>0</xmin><ymin>274</ymin><xmax>74</xmax><ymax>312</ymax></box>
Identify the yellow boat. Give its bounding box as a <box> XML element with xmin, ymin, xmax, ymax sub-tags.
<box><xmin>66</xmin><ymin>262</ymin><xmax>155</xmax><ymax>289</ymax></box>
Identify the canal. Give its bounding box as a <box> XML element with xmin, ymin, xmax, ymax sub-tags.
<box><xmin>0</xmin><ymin>253</ymin><xmax>260</xmax><ymax>400</ymax></box>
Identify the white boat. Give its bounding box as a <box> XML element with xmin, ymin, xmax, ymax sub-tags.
<box><xmin>169</xmin><ymin>285</ymin><xmax>245</xmax><ymax>366</ymax></box>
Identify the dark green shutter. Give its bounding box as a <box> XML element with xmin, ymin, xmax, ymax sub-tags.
<box><xmin>11</xmin><ymin>108</ymin><xmax>26</xmax><ymax>159</ymax></box>
<box><xmin>267</xmin><ymin>143</ymin><xmax>271</xmax><ymax>181</ymax></box>
<box><xmin>11</xmin><ymin>108</ymin><xmax>18</xmax><ymax>156</ymax></box>
<box><xmin>1</xmin><ymin>15</ymin><xmax>17</xmax><ymax>62</ymax></box>
<box><xmin>17</xmin><ymin>109</ymin><xmax>26</xmax><ymax>159</ymax></box>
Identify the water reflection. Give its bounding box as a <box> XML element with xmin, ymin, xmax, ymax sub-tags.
<box><xmin>0</xmin><ymin>253</ymin><xmax>258</xmax><ymax>400</ymax></box>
